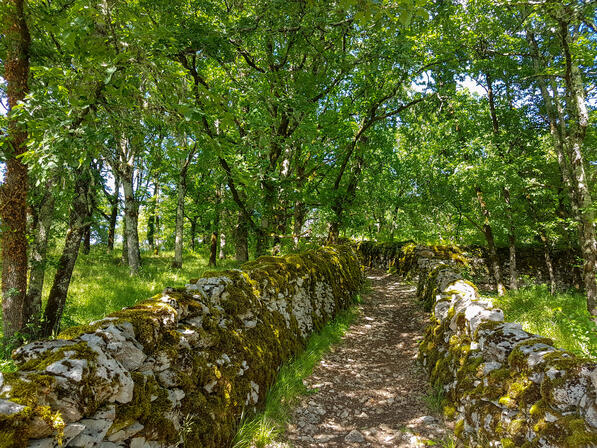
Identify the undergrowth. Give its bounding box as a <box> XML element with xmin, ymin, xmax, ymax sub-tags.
<box><xmin>232</xmin><ymin>291</ymin><xmax>364</xmax><ymax>448</ymax></box>
<box><xmin>492</xmin><ymin>284</ymin><xmax>597</xmax><ymax>359</ymax></box>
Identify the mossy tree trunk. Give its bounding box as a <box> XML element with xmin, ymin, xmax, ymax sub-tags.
<box><xmin>42</xmin><ymin>167</ymin><xmax>92</xmax><ymax>337</ymax></box>
<box><xmin>26</xmin><ymin>182</ymin><xmax>55</xmax><ymax>330</ymax></box>
<box><xmin>527</xmin><ymin>23</ymin><xmax>597</xmax><ymax>319</ymax></box>
<box><xmin>1</xmin><ymin>0</ymin><xmax>31</xmax><ymax>338</ymax></box>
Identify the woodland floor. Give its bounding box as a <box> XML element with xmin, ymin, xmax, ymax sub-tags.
<box><xmin>273</xmin><ymin>270</ymin><xmax>455</xmax><ymax>447</ymax></box>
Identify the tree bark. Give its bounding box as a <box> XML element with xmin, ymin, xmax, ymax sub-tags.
<box><xmin>503</xmin><ymin>188</ymin><xmax>518</xmax><ymax>290</ymax></box>
<box><xmin>25</xmin><ymin>184</ymin><xmax>55</xmax><ymax>330</ymax></box>
<box><xmin>147</xmin><ymin>182</ymin><xmax>156</xmax><ymax>251</ymax></box>
<box><xmin>172</xmin><ymin>177</ymin><xmax>186</xmax><ymax>268</ymax></box>
<box><xmin>82</xmin><ymin>225</ymin><xmax>91</xmax><ymax>255</ymax></box>
<box><xmin>107</xmin><ymin>174</ymin><xmax>120</xmax><ymax>251</ymax></box>
<box><xmin>189</xmin><ymin>218</ymin><xmax>197</xmax><ymax>252</ymax></box>
<box><xmin>173</xmin><ymin>144</ymin><xmax>195</xmax><ymax>268</ymax></box>
<box><xmin>526</xmin><ymin>24</ymin><xmax>597</xmax><ymax>318</ymax></box>
<box><xmin>121</xmin><ymin>209</ymin><xmax>128</xmax><ymax>265</ymax></box>
<box><xmin>122</xmin><ymin>164</ymin><xmax>141</xmax><ymax>275</ymax></box>
<box><xmin>559</xmin><ymin>20</ymin><xmax>597</xmax><ymax>319</ymax></box>
<box><xmin>42</xmin><ymin>168</ymin><xmax>92</xmax><ymax>337</ymax></box>
<box><xmin>1</xmin><ymin>0</ymin><xmax>31</xmax><ymax>338</ymax></box>
<box><xmin>476</xmin><ymin>186</ymin><xmax>506</xmax><ymax>296</ymax></box>
<box><xmin>219</xmin><ymin>233</ymin><xmax>226</xmax><ymax>260</ymax></box>
<box><xmin>209</xmin><ymin>232</ymin><xmax>218</xmax><ymax>268</ymax></box>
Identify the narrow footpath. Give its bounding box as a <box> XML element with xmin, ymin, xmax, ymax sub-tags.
<box><xmin>281</xmin><ymin>269</ymin><xmax>453</xmax><ymax>447</ymax></box>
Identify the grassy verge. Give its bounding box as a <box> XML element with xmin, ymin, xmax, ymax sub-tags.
<box><xmin>0</xmin><ymin>247</ymin><xmax>240</xmax><ymax>370</ymax></box>
<box><xmin>232</xmin><ymin>292</ymin><xmax>364</xmax><ymax>448</ymax></box>
<box><xmin>491</xmin><ymin>285</ymin><xmax>597</xmax><ymax>359</ymax></box>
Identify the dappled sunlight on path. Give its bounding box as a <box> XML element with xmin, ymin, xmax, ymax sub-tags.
<box><xmin>278</xmin><ymin>270</ymin><xmax>453</xmax><ymax>447</ymax></box>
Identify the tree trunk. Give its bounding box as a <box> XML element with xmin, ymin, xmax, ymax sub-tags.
<box><xmin>476</xmin><ymin>186</ymin><xmax>506</xmax><ymax>296</ymax></box>
<box><xmin>82</xmin><ymin>225</ymin><xmax>91</xmax><ymax>255</ymax></box>
<box><xmin>122</xmin><ymin>165</ymin><xmax>141</xmax><ymax>275</ymax></box>
<box><xmin>219</xmin><ymin>233</ymin><xmax>226</xmax><ymax>260</ymax></box>
<box><xmin>560</xmin><ymin>21</ymin><xmax>597</xmax><ymax>319</ymax></box>
<box><xmin>189</xmin><ymin>218</ymin><xmax>197</xmax><ymax>252</ymax></box>
<box><xmin>121</xmin><ymin>211</ymin><xmax>128</xmax><ymax>265</ymax></box>
<box><xmin>172</xmin><ymin>176</ymin><xmax>186</xmax><ymax>269</ymax></box>
<box><xmin>1</xmin><ymin>0</ymin><xmax>31</xmax><ymax>338</ymax></box>
<box><xmin>42</xmin><ymin>169</ymin><xmax>92</xmax><ymax>337</ymax></box>
<box><xmin>235</xmin><ymin>211</ymin><xmax>249</xmax><ymax>262</ymax></box>
<box><xmin>209</xmin><ymin>232</ymin><xmax>218</xmax><ymax>268</ymax></box>
<box><xmin>147</xmin><ymin>181</ymin><xmax>156</xmax><ymax>251</ymax></box>
<box><xmin>154</xmin><ymin>183</ymin><xmax>160</xmax><ymax>255</ymax></box>
<box><xmin>503</xmin><ymin>188</ymin><xmax>518</xmax><ymax>290</ymax></box>
<box><xmin>527</xmin><ymin>27</ymin><xmax>596</xmax><ymax>318</ymax></box>
<box><xmin>25</xmin><ymin>185</ymin><xmax>55</xmax><ymax>330</ymax></box>
<box><xmin>107</xmin><ymin>174</ymin><xmax>120</xmax><ymax>251</ymax></box>
<box><xmin>293</xmin><ymin>201</ymin><xmax>306</xmax><ymax>250</ymax></box>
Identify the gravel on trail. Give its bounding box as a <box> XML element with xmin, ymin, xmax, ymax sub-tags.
<box><xmin>274</xmin><ymin>269</ymin><xmax>454</xmax><ymax>447</ymax></box>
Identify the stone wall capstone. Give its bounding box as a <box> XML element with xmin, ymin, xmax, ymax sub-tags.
<box><xmin>359</xmin><ymin>242</ymin><xmax>597</xmax><ymax>447</ymax></box>
<box><xmin>0</xmin><ymin>245</ymin><xmax>362</xmax><ymax>448</ymax></box>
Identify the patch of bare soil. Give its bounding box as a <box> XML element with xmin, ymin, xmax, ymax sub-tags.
<box><xmin>277</xmin><ymin>269</ymin><xmax>454</xmax><ymax>447</ymax></box>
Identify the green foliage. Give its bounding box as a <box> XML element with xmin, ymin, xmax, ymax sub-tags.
<box><xmin>232</xmin><ymin>301</ymin><xmax>362</xmax><ymax>448</ymax></box>
<box><xmin>493</xmin><ymin>285</ymin><xmax>597</xmax><ymax>359</ymax></box>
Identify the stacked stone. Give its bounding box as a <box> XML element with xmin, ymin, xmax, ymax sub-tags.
<box><xmin>0</xmin><ymin>245</ymin><xmax>362</xmax><ymax>448</ymax></box>
<box><xmin>417</xmin><ymin>258</ymin><xmax>597</xmax><ymax>447</ymax></box>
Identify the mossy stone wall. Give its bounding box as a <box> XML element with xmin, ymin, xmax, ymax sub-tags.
<box><xmin>0</xmin><ymin>245</ymin><xmax>362</xmax><ymax>448</ymax></box>
<box><xmin>360</xmin><ymin>242</ymin><xmax>597</xmax><ymax>447</ymax></box>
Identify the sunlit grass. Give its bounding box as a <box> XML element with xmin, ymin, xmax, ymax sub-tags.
<box><xmin>56</xmin><ymin>248</ymin><xmax>240</xmax><ymax>330</ymax></box>
<box><xmin>0</xmin><ymin>246</ymin><xmax>240</xmax><ymax>369</ymax></box>
<box><xmin>492</xmin><ymin>285</ymin><xmax>597</xmax><ymax>359</ymax></box>
<box><xmin>232</xmin><ymin>294</ymin><xmax>363</xmax><ymax>448</ymax></box>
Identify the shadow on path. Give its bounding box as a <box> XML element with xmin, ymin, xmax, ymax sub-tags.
<box><xmin>280</xmin><ymin>269</ymin><xmax>454</xmax><ymax>447</ymax></box>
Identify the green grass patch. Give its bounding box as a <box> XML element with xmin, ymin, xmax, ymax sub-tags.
<box><xmin>232</xmin><ymin>292</ymin><xmax>364</xmax><ymax>448</ymax></box>
<box><xmin>492</xmin><ymin>284</ymin><xmax>597</xmax><ymax>359</ymax></box>
<box><xmin>423</xmin><ymin>383</ymin><xmax>445</xmax><ymax>414</ymax></box>
<box><xmin>0</xmin><ymin>247</ymin><xmax>240</xmax><ymax>370</ymax></box>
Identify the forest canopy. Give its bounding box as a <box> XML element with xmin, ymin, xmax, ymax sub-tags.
<box><xmin>0</xmin><ymin>0</ymin><xmax>596</xmax><ymax>338</ymax></box>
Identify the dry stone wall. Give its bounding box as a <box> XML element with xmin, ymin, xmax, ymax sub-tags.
<box><xmin>360</xmin><ymin>242</ymin><xmax>597</xmax><ymax>447</ymax></box>
<box><xmin>0</xmin><ymin>245</ymin><xmax>362</xmax><ymax>448</ymax></box>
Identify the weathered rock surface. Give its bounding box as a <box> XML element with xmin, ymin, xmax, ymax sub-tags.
<box><xmin>0</xmin><ymin>245</ymin><xmax>362</xmax><ymax>448</ymax></box>
<box><xmin>411</xmin><ymin>249</ymin><xmax>597</xmax><ymax>447</ymax></box>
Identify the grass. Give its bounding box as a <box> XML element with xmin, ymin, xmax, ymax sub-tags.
<box><xmin>422</xmin><ymin>383</ymin><xmax>445</xmax><ymax>414</ymax></box>
<box><xmin>232</xmin><ymin>292</ymin><xmax>364</xmax><ymax>448</ymax></box>
<box><xmin>0</xmin><ymin>246</ymin><xmax>241</xmax><ymax>370</ymax></box>
<box><xmin>491</xmin><ymin>284</ymin><xmax>597</xmax><ymax>359</ymax></box>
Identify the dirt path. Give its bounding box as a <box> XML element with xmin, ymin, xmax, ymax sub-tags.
<box><xmin>280</xmin><ymin>270</ymin><xmax>452</xmax><ymax>447</ymax></box>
